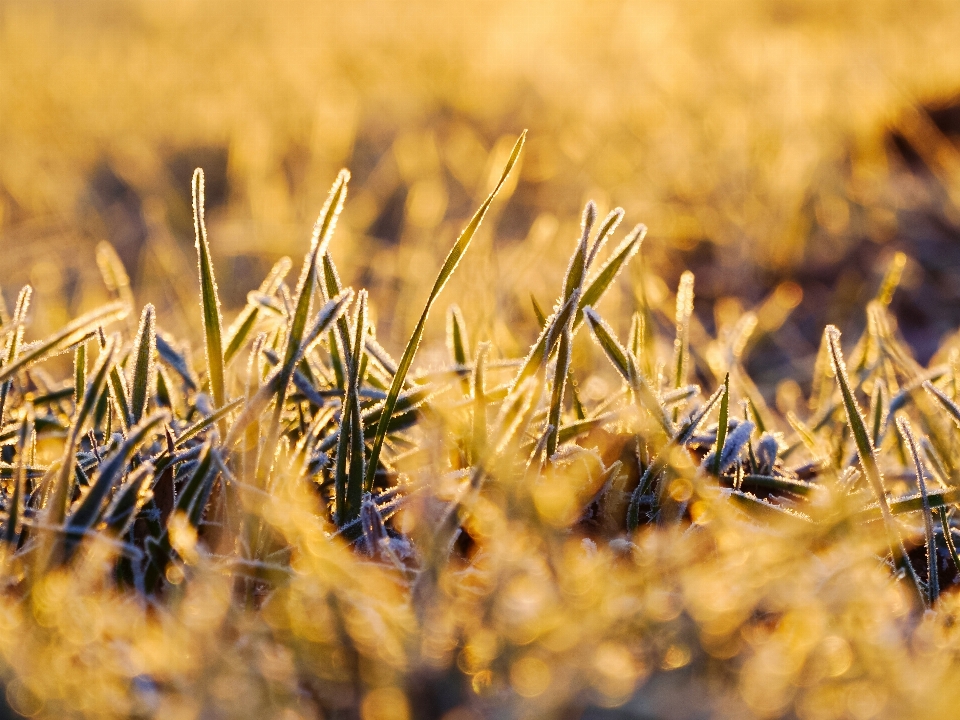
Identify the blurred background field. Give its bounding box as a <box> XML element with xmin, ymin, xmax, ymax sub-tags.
<box><xmin>5</xmin><ymin>0</ymin><xmax>960</xmax><ymax>394</ymax></box>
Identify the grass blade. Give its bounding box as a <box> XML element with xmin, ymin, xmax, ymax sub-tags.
<box><xmin>107</xmin><ymin>354</ymin><xmax>132</xmax><ymax>433</ymax></box>
<box><xmin>826</xmin><ymin>326</ymin><xmax>921</xmax><ymax>598</ymax></box>
<box><xmin>74</xmin><ymin>341</ymin><xmax>87</xmax><ymax>409</ymax></box>
<box><xmin>348</xmin><ymin>291</ymin><xmax>369</xmax><ymax>508</ymax></box>
<box><xmin>193</xmin><ymin>168</ymin><xmax>227</xmax><ymax>413</ymax></box>
<box><xmin>546</xmin><ymin>291</ymin><xmax>576</xmax><ymax>457</ymax></box>
<box><xmin>447</xmin><ymin>304</ymin><xmax>470</xmax><ymax>395</ymax></box>
<box><xmin>560</xmin><ymin>201</ymin><xmax>595</xmax><ymax>305</ymax></box>
<box><xmin>898</xmin><ymin>417</ymin><xmax>939</xmax><ymax>605</ymax></box>
<box><xmin>130</xmin><ymin>304</ymin><xmax>156</xmax><ymax>425</ymax></box>
<box><xmin>710</xmin><ymin>374</ymin><xmax>731</xmax><ymax>476</ymax></box>
<box><xmin>672</xmin><ymin>271</ymin><xmax>694</xmax><ymax>420</ymax></box>
<box><xmin>473</xmin><ymin>342</ymin><xmax>489</xmax><ymax>460</ymax></box>
<box><xmin>364</xmin><ymin>131</ymin><xmax>526</xmax><ymax>491</ymax></box>
<box><xmin>4</xmin><ymin>402</ymin><xmax>32</xmax><ymax>545</ymax></box>
<box><xmin>447</xmin><ymin>304</ymin><xmax>470</xmax><ymax>367</ymax></box>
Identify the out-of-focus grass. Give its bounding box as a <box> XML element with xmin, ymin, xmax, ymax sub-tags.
<box><xmin>5</xmin><ymin>0</ymin><xmax>960</xmax><ymax>358</ymax></box>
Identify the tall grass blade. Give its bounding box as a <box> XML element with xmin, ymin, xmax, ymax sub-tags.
<box><xmin>898</xmin><ymin>416</ymin><xmax>938</xmax><ymax>605</ymax></box>
<box><xmin>672</xmin><ymin>271</ymin><xmax>694</xmax><ymax>419</ymax></box>
<box><xmin>546</xmin><ymin>291</ymin><xmax>576</xmax><ymax>457</ymax></box>
<box><xmin>826</xmin><ymin>326</ymin><xmax>921</xmax><ymax>598</ymax></box>
<box><xmin>364</xmin><ymin>131</ymin><xmax>525</xmax><ymax>490</ymax></box>
<box><xmin>192</xmin><ymin>168</ymin><xmax>227</xmax><ymax>412</ymax></box>
<box><xmin>348</xmin><ymin>291</ymin><xmax>369</xmax><ymax>510</ymax></box>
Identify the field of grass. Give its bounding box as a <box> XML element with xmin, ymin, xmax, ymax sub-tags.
<box><xmin>7</xmin><ymin>2</ymin><xmax>960</xmax><ymax>719</ymax></box>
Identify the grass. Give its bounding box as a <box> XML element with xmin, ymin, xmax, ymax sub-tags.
<box><xmin>6</xmin><ymin>139</ymin><xmax>960</xmax><ymax>719</ymax></box>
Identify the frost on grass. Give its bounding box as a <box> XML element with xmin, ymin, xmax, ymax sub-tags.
<box><xmin>4</xmin><ymin>143</ymin><xmax>960</xmax><ymax>719</ymax></box>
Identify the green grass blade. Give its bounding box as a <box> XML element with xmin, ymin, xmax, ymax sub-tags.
<box><xmin>672</xmin><ymin>271</ymin><xmax>694</xmax><ymax>421</ymax></box>
<box><xmin>473</xmin><ymin>342</ymin><xmax>490</xmax><ymax>460</ymax></box>
<box><xmin>364</xmin><ymin>131</ymin><xmax>526</xmax><ymax>491</ymax></box>
<box><xmin>108</xmin><ymin>357</ymin><xmax>132</xmax><ymax>433</ymax></box>
<box><xmin>156</xmin><ymin>332</ymin><xmax>198</xmax><ymax>392</ymax></box>
<box><xmin>447</xmin><ymin>304</ymin><xmax>470</xmax><ymax>395</ymax></box>
<box><xmin>276</xmin><ymin>172</ymin><xmax>350</xmax><ymax>415</ymax></box>
<box><xmin>546</xmin><ymin>291</ymin><xmax>576</xmax><ymax>457</ymax></box>
<box><xmin>576</xmin><ymin>224</ymin><xmax>645</xmax><ymax>327</ymax></box>
<box><xmin>348</xmin><ymin>291</ymin><xmax>369</xmax><ymax>508</ymax></box>
<box><xmin>561</xmin><ymin>201</ymin><xmax>595</xmax><ymax>304</ymax></box>
<box><xmin>826</xmin><ymin>327</ymin><xmax>883</xmax><ymax>496</ymax></box>
<box><xmin>130</xmin><ymin>304</ymin><xmax>156</xmax><ymax>425</ymax></box>
<box><xmin>531</xmin><ymin>295</ymin><xmax>547</xmax><ymax>326</ymax></box>
<box><xmin>710</xmin><ymin>374</ymin><xmax>731</xmax><ymax>476</ymax></box>
<box><xmin>74</xmin><ymin>341</ymin><xmax>87</xmax><ymax>409</ymax></box>
<box><xmin>870</xmin><ymin>378</ymin><xmax>887</xmax><ymax>449</ymax></box>
<box><xmin>446</xmin><ymin>304</ymin><xmax>470</xmax><ymax>367</ymax></box>
<box><xmin>898</xmin><ymin>417</ymin><xmax>938</xmax><ymax>605</ymax></box>
<box><xmin>192</xmin><ymin>168</ymin><xmax>226</xmax><ymax>412</ymax></box>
